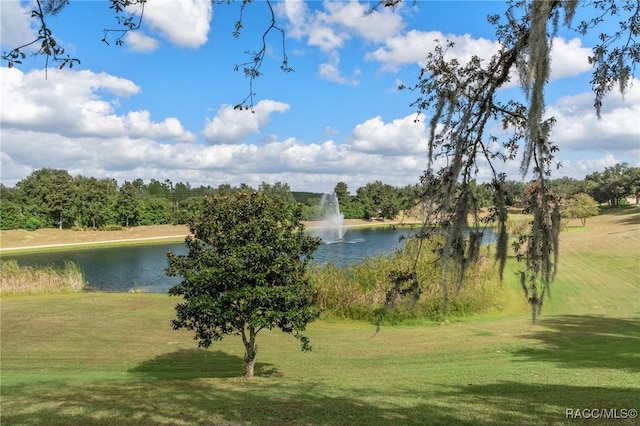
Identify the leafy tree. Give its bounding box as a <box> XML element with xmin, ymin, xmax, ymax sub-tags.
<box><xmin>74</xmin><ymin>176</ymin><xmax>118</xmax><ymax>228</ymax></box>
<box><xmin>548</xmin><ymin>176</ymin><xmax>584</xmax><ymax>199</ymax></box>
<box><xmin>334</xmin><ymin>182</ymin><xmax>351</xmax><ymax>209</ymax></box>
<box><xmin>138</xmin><ymin>197</ymin><xmax>172</xmax><ymax>225</ymax></box>
<box><xmin>356</xmin><ymin>181</ymin><xmax>400</xmax><ymax>220</ymax></box>
<box><xmin>0</xmin><ymin>185</ymin><xmax>24</xmax><ymax>230</ymax></box>
<box><xmin>586</xmin><ymin>163</ymin><xmax>636</xmax><ymax>206</ymax></box>
<box><xmin>502</xmin><ymin>180</ymin><xmax>526</xmax><ymax>207</ymax></box>
<box><xmin>258</xmin><ymin>181</ymin><xmax>296</xmax><ymax>207</ymax></box>
<box><xmin>166</xmin><ymin>192</ymin><xmax>321</xmax><ymax>379</ymax></box>
<box><xmin>0</xmin><ymin>200</ymin><xmax>24</xmax><ymax>230</ymax></box>
<box><xmin>562</xmin><ymin>193</ymin><xmax>599</xmax><ymax>226</ymax></box>
<box><xmin>117</xmin><ymin>180</ymin><xmax>141</xmax><ymax>227</ymax></box>
<box><xmin>629</xmin><ymin>167</ymin><xmax>640</xmax><ymax>205</ymax></box>
<box><xmin>16</xmin><ymin>168</ymin><xmax>76</xmax><ymax>229</ymax></box>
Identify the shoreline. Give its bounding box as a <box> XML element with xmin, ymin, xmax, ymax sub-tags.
<box><xmin>0</xmin><ymin>219</ymin><xmax>423</xmax><ymax>254</ymax></box>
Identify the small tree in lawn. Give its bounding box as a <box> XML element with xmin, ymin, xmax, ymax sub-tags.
<box><xmin>166</xmin><ymin>191</ymin><xmax>321</xmax><ymax>379</ymax></box>
<box><xmin>563</xmin><ymin>193</ymin><xmax>599</xmax><ymax>227</ymax></box>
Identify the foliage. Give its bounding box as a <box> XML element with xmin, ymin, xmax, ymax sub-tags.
<box><xmin>392</xmin><ymin>0</ymin><xmax>639</xmax><ymax>322</ymax></box>
<box><xmin>166</xmin><ymin>191</ymin><xmax>321</xmax><ymax>379</ymax></box>
<box><xmin>16</xmin><ymin>168</ymin><xmax>76</xmax><ymax>229</ymax></box>
<box><xmin>3</xmin><ymin>167</ymin><xmax>447</xmax><ymax>231</ymax></box>
<box><xmin>585</xmin><ymin>163</ymin><xmax>640</xmax><ymax>206</ymax></box>
<box><xmin>117</xmin><ymin>180</ymin><xmax>141</xmax><ymax>227</ymax></box>
<box><xmin>513</xmin><ymin>181</ymin><xmax>562</xmax><ymax>322</ymax></box>
<box><xmin>312</xmin><ymin>237</ymin><xmax>499</xmax><ymax>324</ymax></box>
<box><xmin>356</xmin><ymin>180</ymin><xmax>400</xmax><ymax>219</ymax></box>
<box><xmin>562</xmin><ymin>193</ymin><xmax>599</xmax><ymax>226</ymax></box>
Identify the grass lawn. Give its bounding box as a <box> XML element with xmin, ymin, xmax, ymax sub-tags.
<box><xmin>1</xmin><ymin>208</ymin><xmax>639</xmax><ymax>425</ymax></box>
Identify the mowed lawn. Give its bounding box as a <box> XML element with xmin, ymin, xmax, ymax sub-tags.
<box><xmin>1</xmin><ymin>208</ymin><xmax>639</xmax><ymax>425</ymax></box>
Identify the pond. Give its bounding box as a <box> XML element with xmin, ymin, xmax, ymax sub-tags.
<box><xmin>3</xmin><ymin>225</ymin><xmax>426</xmax><ymax>294</ymax></box>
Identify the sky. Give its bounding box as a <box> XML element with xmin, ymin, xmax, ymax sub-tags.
<box><xmin>1</xmin><ymin>0</ymin><xmax>639</xmax><ymax>193</ymax></box>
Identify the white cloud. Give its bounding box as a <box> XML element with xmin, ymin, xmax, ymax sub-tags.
<box><xmin>368</xmin><ymin>30</ymin><xmax>591</xmax><ymax>85</ymax></box>
<box><xmin>351</xmin><ymin>115</ymin><xmax>427</xmax><ymax>155</ymax></box>
<box><xmin>125</xmin><ymin>31</ymin><xmax>159</xmax><ymax>53</ymax></box>
<box><xmin>0</xmin><ymin>127</ymin><xmax>427</xmax><ymax>191</ymax></box>
<box><xmin>0</xmin><ymin>0</ymin><xmax>36</xmax><ymax>49</ymax></box>
<box><xmin>0</xmin><ymin>68</ymin><xmax>195</xmax><ymax>142</ymax></box>
<box><xmin>135</xmin><ymin>0</ymin><xmax>212</xmax><ymax>48</ymax></box>
<box><xmin>549</xmin><ymin>37</ymin><xmax>592</xmax><ymax>80</ymax></box>
<box><xmin>367</xmin><ymin>30</ymin><xmax>500</xmax><ymax>72</ymax></box>
<box><xmin>318</xmin><ymin>51</ymin><xmax>360</xmax><ymax>85</ymax></box>
<box><xmin>548</xmin><ymin>78</ymin><xmax>640</xmax><ymax>152</ymax></box>
<box><xmin>202</xmin><ymin>100</ymin><xmax>290</xmax><ymax>144</ymax></box>
<box><xmin>278</xmin><ymin>0</ymin><xmax>310</xmax><ymax>39</ymax></box>
<box><xmin>319</xmin><ymin>0</ymin><xmax>405</xmax><ymax>44</ymax></box>
<box><xmin>278</xmin><ymin>0</ymin><xmax>404</xmax><ymax>82</ymax></box>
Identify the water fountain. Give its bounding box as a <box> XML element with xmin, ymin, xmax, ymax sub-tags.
<box><xmin>318</xmin><ymin>192</ymin><xmax>346</xmax><ymax>242</ymax></box>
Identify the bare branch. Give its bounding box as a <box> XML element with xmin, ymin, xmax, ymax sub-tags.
<box><xmin>1</xmin><ymin>0</ymin><xmax>80</xmax><ymax>76</ymax></box>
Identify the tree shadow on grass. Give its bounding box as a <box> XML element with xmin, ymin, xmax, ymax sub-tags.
<box><xmin>514</xmin><ymin>315</ymin><xmax>640</xmax><ymax>372</ymax></box>
<box><xmin>129</xmin><ymin>349</ymin><xmax>281</xmax><ymax>379</ymax></box>
<box><xmin>599</xmin><ymin>206</ymin><xmax>640</xmax><ymax>225</ymax></box>
<box><xmin>3</xmin><ymin>378</ymin><xmax>638</xmax><ymax>425</ymax></box>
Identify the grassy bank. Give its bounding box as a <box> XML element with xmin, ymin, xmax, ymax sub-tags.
<box><xmin>1</xmin><ymin>208</ymin><xmax>638</xmax><ymax>425</ymax></box>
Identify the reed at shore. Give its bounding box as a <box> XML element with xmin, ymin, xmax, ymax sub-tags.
<box><xmin>0</xmin><ymin>260</ymin><xmax>85</xmax><ymax>296</ymax></box>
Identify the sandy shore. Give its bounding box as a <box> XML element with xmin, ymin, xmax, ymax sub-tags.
<box><xmin>0</xmin><ymin>219</ymin><xmax>422</xmax><ymax>253</ymax></box>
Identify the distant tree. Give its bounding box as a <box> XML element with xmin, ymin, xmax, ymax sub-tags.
<box><xmin>258</xmin><ymin>181</ymin><xmax>296</xmax><ymax>206</ymax></box>
<box><xmin>16</xmin><ymin>168</ymin><xmax>75</xmax><ymax>229</ymax></box>
<box><xmin>586</xmin><ymin>163</ymin><xmax>634</xmax><ymax>206</ymax></box>
<box><xmin>469</xmin><ymin>180</ymin><xmax>493</xmax><ymax>209</ymax></box>
<box><xmin>549</xmin><ymin>176</ymin><xmax>584</xmax><ymax>199</ymax></box>
<box><xmin>166</xmin><ymin>191</ymin><xmax>321</xmax><ymax>379</ymax></box>
<box><xmin>0</xmin><ymin>185</ymin><xmax>24</xmax><ymax>230</ymax></box>
<box><xmin>75</xmin><ymin>176</ymin><xmax>118</xmax><ymax>228</ymax></box>
<box><xmin>334</xmin><ymin>182</ymin><xmax>351</xmax><ymax>208</ymax></box>
<box><xmin>117</xmin><ymin>180</ymin><xmax>141</xmax><ymax>227</ymax></box>
<box><xmin>562</xmin><ymin>193</ymin><xmax>599</xmax><ymax>226</ymax></box>
<box><xmin>356</xmin><ymin>181</ymin><xmax>399</xmax><ymax>219</ymax></box>
<box><xmin>629</xmin><ymin>167</ymin><xmax>640</xmax><ymax>205</ymax></box>
<box><xmin>146</xmin><ymin>179</ymin><xmax>172</xmax><ymax>199</ymax></box>
<box><xmin>502</xmin><ymin>180</ymin><xmax>526</xmax><ymax>207</ymax></box>
<box><xmin>138</xmin><ymin>197</ymin><xmax>172</xmax><ymax>225</ymax></box>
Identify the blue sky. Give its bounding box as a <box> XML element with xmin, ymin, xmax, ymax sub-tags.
<box><xmin>1</xmin><ymin>0</ymin><xmax>638</xmax><ymax>193</ymax></box>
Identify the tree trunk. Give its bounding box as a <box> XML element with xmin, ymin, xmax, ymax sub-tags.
<box><xmin>245</xmin><ymin>354</ymin><xmax>255</xmax><ymax>379</ymax></box>
<box><xmin>242</xmin><ymin>326</ymin><xmax>257</xmax><ymax>379</ymax></box>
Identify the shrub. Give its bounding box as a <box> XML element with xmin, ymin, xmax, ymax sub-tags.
<box><xmin>24</xmin><ymin>217</ymin><xmax>42</xmax><ymax>231</ymax></box>
<box><xmin>311</xmin><ymin>237</ymin><xmax>501</xmax><ymax>323</ymax></box>
<box><xmin>100</xmin><ymin>224</ymin><xmax>123</xmax><ymax>231</ymax></box>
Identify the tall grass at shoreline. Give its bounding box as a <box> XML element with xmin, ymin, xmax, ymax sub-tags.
<box><xmin>311</xmin><ymin>238</ymin><xmax>502</xmax><ymax>323</ymax></box>
<box><xmin>0</xmin><ymin>259</ymin><xmax>85</xmax><ymax>296</ymax></box>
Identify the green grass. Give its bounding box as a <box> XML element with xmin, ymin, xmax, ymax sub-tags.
<box><xmin>1</xmin><ymin>209</ymin><xmax>639</xmax><ymax>425</ymax></box>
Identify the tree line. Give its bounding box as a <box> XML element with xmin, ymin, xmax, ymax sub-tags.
<box><xmin>1</xmin><ymin>163</ymin><xmax>638</xmax><ymax>231</ymax></box>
